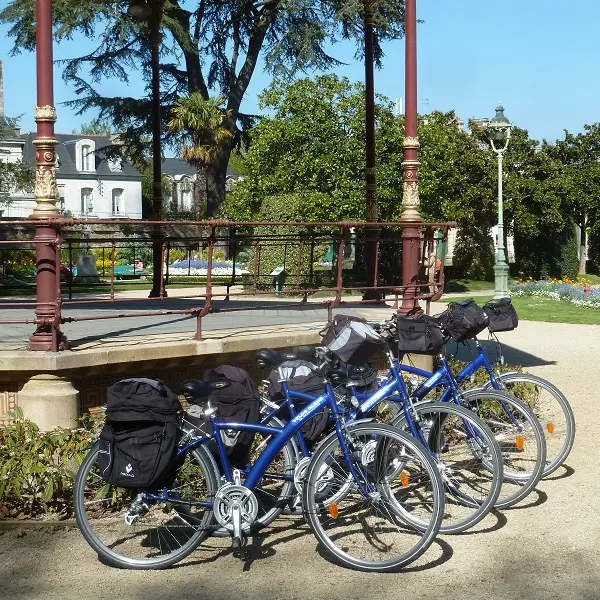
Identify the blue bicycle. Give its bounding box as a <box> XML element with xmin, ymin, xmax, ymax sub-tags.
<box><xmin>74</xmin><ymin>360</ymin><xmax>445</xmax><ymax>572</ymax></box>
<box><xmin>362</xmin><ymin>322</ymin><xmax>547</xmax><ymax>508</ymax></box>
<box><xmin>254</xmin><ymin>342</ymin><xmax>504</xmax><ymax>535</ymax></box>
<box><xmin>431</xmin><ymin>338</ymin><xmax>575</xmax><ymax>477</ymax></box>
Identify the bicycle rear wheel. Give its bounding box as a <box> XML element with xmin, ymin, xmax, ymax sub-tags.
<box><xmin>484</xmin><ymin>373</ymin><xmax>575</xmax><ymax>477</ymax></box>
<box><xmin>302</xmin><ymin>423</ymin><xmax>444</xmax><ymax>572</ymax></box>
<box><xmin>391</xmin><ymin>403</ymin><xmax>503</xmax><ymax>534</ymax></box>
<box><xmin>74</xmin><ymin>442</ymin><xmax>218</xmax><ymax>569</ymax></box>
<box><xmin>459</xmin><ymin>390</ymin><xmax>546</xmax><ymax>509</ymax></box>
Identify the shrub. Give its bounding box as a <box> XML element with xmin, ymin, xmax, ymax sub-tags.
<box><xmin>0</xmin><ymin>408</ymin><xmax>101</xmax><ymax>518</ymax></box>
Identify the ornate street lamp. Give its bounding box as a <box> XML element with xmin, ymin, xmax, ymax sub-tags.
<box><xmin>486</xmin><ymin>103</ymin><xmax>512</xmax><ymax>299</ymax></box>
<box><xmin>129</xmin><ymin>0</ymin><xmax>167</xmax><ymax>298</ymax></box>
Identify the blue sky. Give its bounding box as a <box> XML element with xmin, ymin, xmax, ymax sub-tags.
<box><xmin>0</xmin><ymin>0</ymin><xmax>598</xmax><ymax>145</ymax></box>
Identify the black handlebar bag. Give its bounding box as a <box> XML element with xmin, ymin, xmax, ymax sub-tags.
<box><xmin>483</xmin><ymin>297</ymin><xmax>519</xmax><ymax>332</ymax></box>
<box><xmin>325</xmin><ymin>320</ymin><xmax>384</xmax><ymax>365</ymax></box>
<box><xmin>396</xmin><ymin>314</ymin><xmax>445</xmax><ymax>355</ymax></box>
<box><xmin>438</xmin><ymin>299</ymin><xmax>489</xmax><ymax>342</ymax></box>
<box><xmin>97</xmin><ymin>378</ymin><xmax>182</xmax><ymax>489</ymax></box>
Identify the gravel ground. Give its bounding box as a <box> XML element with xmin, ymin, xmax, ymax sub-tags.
<box><xmin>1</xmin><ymin>319</ymin><xmax>599</xmax><ymax>600</ymax></box>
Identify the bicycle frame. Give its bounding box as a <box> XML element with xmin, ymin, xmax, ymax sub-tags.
<box><xmin>352</xmin><ymin>355</ymin><xmax>475</xmax><ymax>446</ymax></box>
<box><xmin>176</xmin><ymin>381</ymin><xmax>372</xmax><ymax>498</ymax></box>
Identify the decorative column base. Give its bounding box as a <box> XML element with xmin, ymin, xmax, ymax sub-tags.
<box><xmin>401</xmin><ymin>352</ymin><xmax>433</xmax><ymax>373</ymax></box>
<box><xmin>18</xmin><ymin>374</ymin><xmax>79</xmax><ymax>431</ymax></box>
<box><xmin>493</xmin><ymin>260</ymin><xmax>510</xmax><ymax>299</ymax></box>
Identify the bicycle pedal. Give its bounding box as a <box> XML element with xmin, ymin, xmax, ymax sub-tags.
<box><xmin>232</xmin><ymin>536</ymin><xmax>247</xmax><ymax>558</ymax></box>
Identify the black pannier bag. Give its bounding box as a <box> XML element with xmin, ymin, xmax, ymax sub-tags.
<box><xmin>97</xmin><ymin>378</ymin><xmax>182</xmax><ymax>489</ymax></box>
<box><xmin>324</xmin><ymin>319</ymin><xmax>384</xmax><ymax>365</ymax></box>
<box><xmin>267</xmin><ymin>360</ymin><xmax>329</xmax><ymax>446</ymax></box>
<box><xmin>200</xmin><ymin>365</ymin><xmax>261</xmax><ymax>468</ymax></box>
<box><xmin>483</xmin><ymin>297</ymin><xmax>519</xmax><ymax>332</ymax></box>
<box><xmin>396</xmin><ymin>314</ymin><xmax>445</xmax><ymax>355</ymax></box>
<box><xmin>438</xmin><ymin>299</ymin><xmax>490</xmax><ymax>342</ymax></box>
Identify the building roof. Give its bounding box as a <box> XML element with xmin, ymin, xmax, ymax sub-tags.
<box><xmin>20</xmin><ymin>132</ymin><xmax>143</xmax><ymax>179</ymax></box>
<box><xmin>162</xmin><ymin>157</ymin><xmax>239</xmax><ymax>179</ymax></box>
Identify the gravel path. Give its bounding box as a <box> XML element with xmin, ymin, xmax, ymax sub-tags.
<box><xmin>1</xmin><ymin>319</ymin><xmax>599</xmax><ymax>600</ymax></box>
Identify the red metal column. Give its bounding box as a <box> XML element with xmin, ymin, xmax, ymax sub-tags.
<box><xmin>28</xmin><ymin>0</ymin><xmax>65</xmax><ymax>351</ymax></box>
<box><xmin>398</xmin><ymin>0</ymin><xmax>423</xmax><ymax>315</ymax></box>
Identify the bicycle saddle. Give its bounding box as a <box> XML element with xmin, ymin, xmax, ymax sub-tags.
<box><xmin>180</xmin><ymin>379</ymin><xmax>231</xmax><ymax>399</ymax></box>
<box><xmin>255</xmin><ymin>348</ymin><xmax>295</xmax><ymax>367</ymax></box>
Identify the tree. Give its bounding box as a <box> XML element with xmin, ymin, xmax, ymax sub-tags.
<box><xmin>547</xmin><ymin>124</ymin><xmax>600</xmax><ymax>274</ymax></box>
<box><xmin>75</xmin><ymin>118</ymin><xmax>113</xmax><ymax>137</ymax></box>
<box><xmin>168</xmin><ymin>94</ymin><xmax>232</xmax><ymax>217</ymax></box>
<box><xmin>1</xmin><ymin>0</ymin><xmax>407</xmax><ymax>216</ymax></box>
<box><xmin>0</xmin><ymin>117</ymin><xmax>34</xmax><ymax>205</ymax></box>
<box><xmin>224</xmin><ymin>76</ymin><xmax>500</xmax><ymax>278</ymax></box>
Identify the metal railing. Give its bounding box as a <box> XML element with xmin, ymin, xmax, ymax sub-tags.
<box><xmin>0</xmin><ymin>218</ymin><xmax>455</xmax><ymax>350</ymax></box>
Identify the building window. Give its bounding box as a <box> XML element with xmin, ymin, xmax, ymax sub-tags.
<box><xmin>112</xmin><ymin>188</ymin><xmax>124</xmax><ymax>215</ymax></box>
<box><xmin>81</xmin><ymin>188</ymin><xmax>94</xmax><ymax>214</ymax></box>
<box><xmin>81</xmin><ymin>144</ymin><xmax>92</xmax><ymax>171</ymax></box>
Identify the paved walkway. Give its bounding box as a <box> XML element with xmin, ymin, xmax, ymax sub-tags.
<box><xmin>0</xmin><ymin>285</ymin><xmax>496</xmax><ymax>350</ymax></box>
<box><xmin>0</xmin><ymin>318</ymin><xmax>598</xmax><ymax>599</ymax></box>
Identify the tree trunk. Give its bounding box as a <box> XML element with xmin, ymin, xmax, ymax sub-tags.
<box><xmin>206</xmin><ymin>141</ymin><xmax>233</xmax><ymax>217</ymax></box>
<box><xmin>195</xmin><ymin>166</ymin><xmax>207</xmax><ymax>219</ymax></box>
<box><xmin>578</xmin><ymin>217</ymin><xmax>587</xmax><ymax>275</ymax></box>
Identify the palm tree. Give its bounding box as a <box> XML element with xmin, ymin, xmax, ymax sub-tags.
<box><xmin>168</xmin><ymin>94</ymin><xmax>232</xmax><ymax>218</ymax></box>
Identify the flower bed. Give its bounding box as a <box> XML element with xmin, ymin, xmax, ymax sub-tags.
<box><xmin>510</xmin><ymin>278</ymin><xmax>600</xmax><ymax>309</ymax></box>
<box><xmin>168</xmin><ymin>259</ymin><xmax>249</xmax><ymax>276</ymax></box>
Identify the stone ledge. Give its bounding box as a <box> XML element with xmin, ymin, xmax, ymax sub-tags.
<box><xmin>0</xmin><ymin>323</ymin><xmax>324</xmax><ymax>372</ymax></box>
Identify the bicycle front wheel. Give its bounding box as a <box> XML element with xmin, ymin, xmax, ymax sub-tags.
<box><xmin>302</xmin><ymin>423</ymin><xmax>444</xmax><ymax>572</ymax></box>
<box><xmin>391</xmin><ymin>403</ymin><xmax>504</xmax><ymax>534</ymax></box>
<box><xmin>74</xmin><ymin>442</ymin><xmax>219</xmax><ymax>569</ymax></box>
<box><xmin>484</xmin><ymin>373</ymin><xmax>575</xmax><ymax>477</ymax></box>
<box><xmin>460</xmin><ymin>390</ymin><xmax>546</xmax><ymax>509</ymax></box>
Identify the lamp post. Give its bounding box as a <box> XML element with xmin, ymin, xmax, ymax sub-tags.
<box><xmin>128</xmin><ymin>0</ymin><xmax>166</xmax><ymax>298</ymax></box>
<box><xmin>486</xmin><ymin>103</ymin><xmax>512</xmax><ymax>299</ymax></box>
<box><xmin>397</xmin><ymin>0</ymin><xmax>423</xmax><ymax>315</ymax></box>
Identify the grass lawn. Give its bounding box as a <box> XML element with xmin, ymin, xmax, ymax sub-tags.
<box><xmin>442</xmin><ymin>295</ymin><xmax>600</xmax><ymax>325</ymax></box>
<box><xmin>444</xmin><ymin>279</ymin><xmax>495</xmax><ymax>293</ymax></box>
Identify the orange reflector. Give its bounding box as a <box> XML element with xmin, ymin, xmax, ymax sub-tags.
<box><xmin>328</xmin><ymin>503</ymin><xmax>339</xmax><ymax>519</ymax></box>
<box><xmin>400</xmin><ymin>471</ymin><xmax>410</xmax><ymax>486</ymax></box>
<box><xmin>515</xmin><ymin>435</ymin><xmax>525</xmax><ymax>450</ymax></box>
<box><xmin>547</xmin><ymin>422</ymin><xmax>555</xmax><ymax>434</ymax></box>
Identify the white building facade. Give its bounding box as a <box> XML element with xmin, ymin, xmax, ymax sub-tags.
<box><xmin>1</xmin><ymin>132</ymin><xmax>143</xmax><ymax>219</ymax></box>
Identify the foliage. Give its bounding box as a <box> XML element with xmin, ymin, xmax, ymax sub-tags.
<box><xmin>168</xmin><ymin>94</ymin><xmax>232</xmax><ymax>217</ymax></box>
<box><xmin>0</xmin><ymin>116</ymin><xmax>35</xmax><ymax>204</ymax></box>
<box><xmin>75</xmin><ymin>118</ymin><xmax>113</xmax><ymax>137</ymax></box>
<box><xmin>0</xmin><ymin>0</ymin><xmax>407</xmax><ymax>214</ymax></box>
<box><xmin>0</xmin><ymin>408</ymin><xmax>100</xmax><ymax>518</ymax></box>
<box><xmin>547</xmin><ymin>124</ymin><xmax>600</xmax><ymax>268</ymax></box>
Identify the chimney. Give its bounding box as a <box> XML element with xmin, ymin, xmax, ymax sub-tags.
<box><xmin>0</xmin><ymin>60</ymin><xmax>4</xmax><ymax>118</ymax></box>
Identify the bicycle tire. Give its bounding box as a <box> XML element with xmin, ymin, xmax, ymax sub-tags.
<box><xmin>483</xmin><ymin>373</ymin><xmax>575</xmax><ymax>477</ymax></box>
<box><xmin>459</xmin><ymin>390</ymin><xmax>546</xmax><ymax>509</ymax></box>
<box><xmin>302</xmin><ymin>422</ymin><xmax>444</xmax><ymax>572</ymax></box>
<box><xmin>74</xmin><ymin>441</ymin><xmax>218</xmax><ymax>570</ymax></box>
<box><xmin>390</xmin><ymin>403</ymin><xmax>503</xmax><ymax>534</ymax></box>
